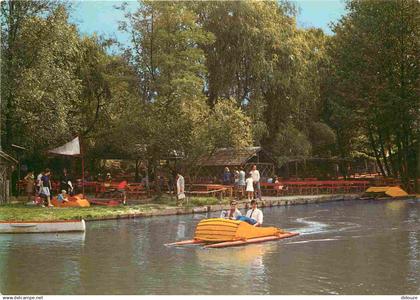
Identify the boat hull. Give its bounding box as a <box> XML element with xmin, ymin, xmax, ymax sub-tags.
<box><xmin>167</xmin><ymin>218</ymin><xmax>299</xmax><ymax>248</ymax></box>
<box><xmin>0</xmin><ymin>219</ymin><xmax>86</xmax><ymax>233</ymax></box>
<box><xmin>204</xmin><ymin>232</ymin><xmax>299</xmax><ymax>248</ymax></box>
<box><xmin>364</xmin><ymin>186</ymin><xmax>409</xmax><ymax>198</ymax></box>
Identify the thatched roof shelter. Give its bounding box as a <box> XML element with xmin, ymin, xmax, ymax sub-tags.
<box><xmin>198</xmin><ymin>147</ymin><xmax>267</xmax><ymax>166</ymax></box>
<box><xmin>196</xmin><ymin>147</ymin><xmax>276</xmax><ymax>183</ymax></box>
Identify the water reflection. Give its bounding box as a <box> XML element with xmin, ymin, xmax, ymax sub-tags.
<box><xmin>195</xmin><ymin>243</ymin><xmax>275</xmax><ymax>294</ymax></box>
<box><xmin>0</xmin><ymin>232</ymin><xmax>85</xmax><ymax>294</ymax></box>
<box><xmin>406</xmin><ymin>208</ymin><xmax>419</xmax><ymax>293</ymax></box>
<box><xmin>0</xmin><ymin>232</ymin><xmax>85</xmax><ymax>245</ymax></box>
<box><xmin>176</xmin><ymin>222</ymin><xmax>186</xmax><ymax>239</ymax></box>
<box><xmin>385</xmin><ymin>200</ymin><xmax>407</xmax><ymax>211</ymax></box>
<box><xmin>197</xmin><ymin>242</ymin><xmax>274</xmax><ymax>268</ymax></box>
<box><xmin>192</xmin><ymin>214</ymin><xmax>208</xmax><ymax>220</ymax></box>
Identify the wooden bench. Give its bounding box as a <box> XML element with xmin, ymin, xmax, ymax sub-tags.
<box><xmin>260</xmin><ymin>183</ymin><xmax>287</xmax><ymax>196</ymax></box>
<box><xmin>126</xmin><ymin>183</ymin><xmax>148</xmax><ymax>199</ymax></box>
<box><xmin>187</xmin><ymin>184</ymin><xmax>227</xmax><ymax>198</ymax></box>
<box><xmin>261</xmin><ymin>180</ymin><xmax>370</xmax><ymax>196</ymax></box>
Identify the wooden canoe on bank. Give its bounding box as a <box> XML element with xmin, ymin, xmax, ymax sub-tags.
<box><xmin>166</xmin><ymin>218</ymin><xmax>299</xmax><ymax>248</ymax></box>
<box><xmin>0</xmin><ymin>219</ymin><xmax>86</xmax><ymax>233</ymax></box>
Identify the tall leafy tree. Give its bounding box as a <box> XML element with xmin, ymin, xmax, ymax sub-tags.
<box><xmin>193</xmin><ymin>1</ymin><xmax>334</xmax><ymax>161</ymax></box>
<box><xmin>325</xmin><ymin>0</ymin><xmax>420</xmax><ymax>187</ymax></box>
<box><xmin>1</xmin><ymin>0</ymin><xmax>58</xmax><ymax>149</ymax></box>
<box><xmin>3</xmin><ymin>5</ymin><xmax>82</xmax><ymax>151</ymax></box>
<box><xmin>1</xmin><ymin>3</ymin><xmax>139</xmax><ymax>163</ymax></box>
<box><xmin>120</xmin><ymin>1</ymin><xmax>253</xmax><ymax>174</ymax></box>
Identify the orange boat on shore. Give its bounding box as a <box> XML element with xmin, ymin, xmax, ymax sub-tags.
<box><xmin>51</xmin><ymin>194</ymin><xmax>90</xmax><ymax>207</ymax></box>
<box><xmin>166</xmin><ymin>218</ymin><xmax>299</xmax><ymax>248</ymax></box>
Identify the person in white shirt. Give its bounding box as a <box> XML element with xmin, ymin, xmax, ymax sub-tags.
<box><xmin>220</xmin><ymin>200</ymin><xmax>242</xmax><ymax>220</ymax></box>
<box><xmin>250</xmin><ymin>165</ymin><xmax>262</xmax><ymax>201</ymax></box>
<box><xmin>245</xmin><ymin>200</ymin><xmax>263</xmax><ymax>226</ymax></box>
<box><xmin>245</xmin><ymin>173</ymin><xmax>254</xmax><ymax>201</ymax></box>
<box><xmin>176</xmin><ymin>172</ymin><xmax>185</xmax><ymax>206</ymax></box>
<box><xmin>36</xmin><ymin>171</ymin><xmax>43</xmax><ymax>195</ymax></box>
<box><xmin>237</xmin><ymin>166</ymin><xmax>246</xmax><ymax>199</ymax></box>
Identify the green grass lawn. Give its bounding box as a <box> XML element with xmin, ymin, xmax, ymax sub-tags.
<box><xmin>153</xmin><ymin>194</ymin><xmax>226</xmax><ymax>207</ymax></box>
<box><xmin>0</xmin><ymin>195</ymin><xmax>229</xmax><ymax>221</ymax></box>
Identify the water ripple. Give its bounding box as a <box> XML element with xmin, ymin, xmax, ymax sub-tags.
<box><xmin>282</xmin><ymin>238</ymin><xmax>340</xmax><ymax>245</ymax></box>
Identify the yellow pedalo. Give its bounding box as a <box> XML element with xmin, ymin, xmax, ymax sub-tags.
<box><xmin>166</xmin><ymin>218</ymin><xmax>299</xmax><ymax>248</ymax></box>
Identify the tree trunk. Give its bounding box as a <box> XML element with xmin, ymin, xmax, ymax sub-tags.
<box><xmin>378</xmin><ymin>130</ymin><xmax>392</xmax><ymax>177</ymax></box>
<box><xmin>395</xmin><ymin>135</ymin><xmax>408</xmax><ymax>189</ymax></box>
<box><xmin>336</xmin><ymin>131</ymin><xmax>348</xmax><ymax>178</ymax></box>
<box><xmin>416</xmin><ymin>134</ymin><xmax>420</xmax><ymax>193</ymax></box>
<box><xmin>368</xmin><ymin>128</ymin><xmax>386</xmax><ymax>177</ymax></box>
<box><xmin>135</xmin><ymin>159</ymin><xmax>139</xmax><ymax>182</ymax></box>
<box><xmin>3</xmin><ymin>1</ymin><xmax>16</xmax><ymax>150</ymax></box>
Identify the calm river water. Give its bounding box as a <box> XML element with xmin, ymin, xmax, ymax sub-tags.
<box><xmin>0</xmin><ymin>199</ymin><xmax>419</xmax><ymax>295</ymax></box>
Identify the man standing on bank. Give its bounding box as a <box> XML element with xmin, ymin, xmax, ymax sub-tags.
<box><xmin>176</xmin><ymin>171</ymin><xmax>185</xmax><ymax>206</ymax></box>
<box><xmin>250</xmin><ymin>165</ymin><xmax>262</xmax><ymax>201</ymax></box>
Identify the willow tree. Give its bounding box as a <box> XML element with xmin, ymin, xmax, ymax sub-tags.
<box><xmin>120</xmin><ymin>1</ymin><xmax>253</xmax><ymax>175</ymax></box>
<box><xmin>194</xmin><ymin>0</ymin><xmax>294</xmax><ymax>144</ymax></box>
<box><xmin>190</xmin><ymin>1</ymin><xmax>334</xmax><ymax>162</ymax></box>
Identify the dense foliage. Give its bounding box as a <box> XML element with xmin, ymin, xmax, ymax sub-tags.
<box><xmin>1</xmin><ymin>0</ymin><xmax>419</xmax><ymax>189</ymax></box>
<box><xmin>323</xmin><ymin>0</ymin><xmax>419</xmax><ymax>187</ymax></box>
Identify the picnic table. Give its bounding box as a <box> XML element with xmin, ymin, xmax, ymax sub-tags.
<box><xmin>260</xmin><ymin>180</ymin><xmax>370</xmax><ymax>196</ymax></box>
<box><xmin>94</xmin><ymin>181</ymin><xmax>148</xmax><ymax>199</ymax></box>
<box><xmin>186</xmin><ymin>184</ymin><xmax>231</xmax><ymax>198</ymax></box>
<box><xmin>75</xmin><ymin>181</ymin><xmax>98</xmax><ymax>194</ymax></box>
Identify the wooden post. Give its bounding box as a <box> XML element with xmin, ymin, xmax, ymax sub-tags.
<box><xmin>81</xmin><ymin>155</ymin><xmax>85</xmax><ymax>196</ymax></box>
<box><xmin>135</xmin><ymin>159</ymin><xmax>139</xmax><ymax>182</ymax></box>
<box><xmin>16</xmin><ymin>152</ymin><xmax>20</xmax><ymax>197</ymax></box>
<box><xmin>81</xmin><ymin>144</ymin><xmax>85</xmax><ymax>197</ymax></box>
<box><xmin>416</xmin><ymin>136</ymin><xmax>420</xmax><ymax>193</ymax></box>
<box><xmin>78</xmin><ymin>136</ymin><xmax>85</xmax><ymax>197</ymax></box>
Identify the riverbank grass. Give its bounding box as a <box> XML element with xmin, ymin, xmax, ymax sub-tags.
<box><xmin>0</xmin><ymin>195</ymin><xmax>228</xmax><ymax>222</ymax></box>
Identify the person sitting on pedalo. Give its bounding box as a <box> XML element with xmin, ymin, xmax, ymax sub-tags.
<box><xmin>236</xmin><ymin>199</ymin><xmax>263</xmax><ymax>226</ymax></box>
<box><xmin>220</xmin><ymin>200</ymin><xmax>242</xmax><ymax>220</ymax></box>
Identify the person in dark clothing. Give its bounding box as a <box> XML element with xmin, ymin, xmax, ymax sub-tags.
<box><xmin>223</xmin><ymin>167</ymin><xmax>231</xmax><ymax>185</ymax></box>
<box><xmin>40</xmin><ymin>168</ymin><xmax>53</xmax><ymax>207</ymax></box>
<box><xmin>168</xmin><ymin>171</ymin><xmax>177</xmax><ymax>195</ymax></box>
<box><xmin>60</xmin><ymin>168</ymin><xmax>73</xmax><ymax>195</ymax></box>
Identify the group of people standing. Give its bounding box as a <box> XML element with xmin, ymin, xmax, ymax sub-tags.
<box><xmin>219</xmin><ymin>165</ymin><xmax>264</xmax><ymax>226</ymax></box>
<box><xmin>23</xmin><ymin>168</ymin><xmax>73</xmax><ymax>207</ymax></box>
<box><xmin>224</xmin><ymin>164</ymin><xmax>262</xmax><ymax>201</ymax></box>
